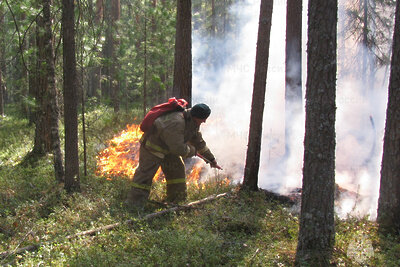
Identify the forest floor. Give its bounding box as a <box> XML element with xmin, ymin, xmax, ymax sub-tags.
<box><xmin>0</xmin><ymin>104</ymin><xmax>399</xmax><ymax>266</ymax></box>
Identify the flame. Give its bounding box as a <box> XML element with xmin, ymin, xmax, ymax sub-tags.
<box><xmin>96</xmin><ymin>124</ymin><xmax>143</xmax><ymax>178</ymax></box>
<box><xmin>96</xmin><ymin>124</ymin><xmax>230</xmax><ymax>187</ymax></box>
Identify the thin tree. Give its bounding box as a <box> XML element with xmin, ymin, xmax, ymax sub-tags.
<box><xmin>0</xmin><ymin>5</ymin><xmax>5</xmax><ymax>117</ymax></box>
<box><xmin>63</xmin><ymin>0</ymin><xmax>80</xmax><ymax>192</ymax></box>
<box><xmin>86</xmin><ymin>0</ymin><xmax>103</xmax><ymax>99</ymax></box>
<box><xmin>43</xmin><ymin>0</ymin><xmax>64</xmax><ymax>182</ymax></box>
<box><xmin>0</xmin><ymin>70</ymin><xmax>3</xmax><ymax>117</ymax></box>
<box><xmin>242</xmin><ymin>0</ymin><xmax>273</xmax><ymax>191</ymax></box>
<box><xmin>0</xmin><ymin>4</ymin><xmax>4</xmax><ymax>116</ymax></box>
<box><xmin>377</xmin><ymin>0</ymin><xmax>400</xmax><ymax>234</ymax></box>
<box><xmin>295</xmin><ymin>0</ymin><xmax>337</xmax><ymax>265</ymax></box>
<box><xmin>110</xmin><ymin>0</ymin><xmax>120</xmax><ymax>112</ymax></box>
<box><xmin>285</xmin><ymin>0</ymin><xmax>302</xmax><ymax>158</ymax></box>
<box><xmin>143</xmin><ymin>0</ymin><xmax>148</xmax><ymax>116</ymax></box>
<box><xmin>172</xmin><ymin>0</ymin><xmax>192</xmax><ymax>105</ymax></box>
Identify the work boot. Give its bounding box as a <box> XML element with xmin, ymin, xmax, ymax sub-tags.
<box><xmin>124</xmin><ymin>187</ymin><xmax>149</xmax><ymax>211</ymax></box>
<box><xmin>166</xmin><ymin>183</ymin><xmax>187</xmax><ymax>204</ymax></box>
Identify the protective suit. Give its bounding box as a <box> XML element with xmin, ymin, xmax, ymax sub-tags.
<box><xmin>126</xmin><ymin>107</ymin><xmax>216</xmax><ymax>206</ymax></box>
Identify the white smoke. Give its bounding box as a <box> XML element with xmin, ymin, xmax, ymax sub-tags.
<box><xmin>192</xmin><ymin>0</ymin><xmax>390</xmax><ymax>220</ymax></box>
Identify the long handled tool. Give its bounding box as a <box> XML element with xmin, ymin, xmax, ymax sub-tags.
<box><xmin>196</xmin><ymin>153</ymin><xmax>223</xmax><ymax>170</ymax></box>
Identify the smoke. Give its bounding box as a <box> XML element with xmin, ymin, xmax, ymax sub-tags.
<box><xmin>192</xmin><ymin>0</ymin><xmax>390</xmax><ymax>220</ymax></box>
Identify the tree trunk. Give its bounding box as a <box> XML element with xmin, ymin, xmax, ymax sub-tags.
<box><xmin>96</xmin><ymin>0</ymin><xmax>104</xmax><ymax>23</ymax></box>
<box><xmin>33</xmin><ymin>16</ymin><xmax>51</xmax><ymax>156</ymax></box>
<box><xmin>63</xmin><ymin>0</ymin><xmax>80</xmax><ymax>192</ymax></box>
<box><xmin>87</xmin><ymin>0</ymin><xmax>102</xmax><ymax>99</ymax></box>
<box><xmin>173</xmin><ymin>0</ymin><xmax>192</xmax><ymax>105</ymax></box>
<box><xmin>0</xmin><ymin>68</ymin><xmax>3</xmax><ymax>117</ymax></box>
<box><xmin>0</xmin><ymin>6</ymin><xmax>3</xmax><ymax>116</ymax></box>
<box><xmin>285</xmin><ymin>0</ymin><xmax>302</xmax><ymax>158</ymax></box>
<box><xmin>111</xmin><ymin>0</ymin><xmax>120</xmax><ymax>112</ymax></box>
<box><xmin>101</xmin><ymin>0</ymin><xmax>112</xmax><ymax>98</ymax></box>
<box><xmin>143</xmin><ymin>0</ymin><xmax>148</xmax><ymax>117</ymax></box>
<box><xmin>28</xmin><ymin>31</ymin><xmax>37</xmax><ymax>125</ymax></box>
<box><xmin>362</xmin><ymin>0</ymin><xmax>368</xmax><ymax>90</ymax></box>
<box><xmin>377</xmin><ymin>0</ymin><xmax>400</xmax><ymax>234</ymax></box>
<box><xmin>242</xmin><ymin>0</ymin><xmax>273</xmax><ymax>191</ymax></box>
<box><xmin>17</xmin><ymin>12</ymin><xmax>29</xmax><ymax>118</ymax></box>
<box><xmin>295</xmin><ymin>0</ymin><xmax>337</xmax><ymax>265</ymax></box>
<box><xmin>211</xmin><ymin>0</ymin><xmax>216</xmax><ymax>38</ymax></box>
<box><xmin>43</xmin><ymin>0</ymin><xmax>64</xmax><ymax>182</ymax></box>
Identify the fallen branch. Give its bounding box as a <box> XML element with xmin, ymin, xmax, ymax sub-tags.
<box><xmin>0</xmin><ymin>192</ymin><xmax>230</xmax><ymax>260</ymax></box>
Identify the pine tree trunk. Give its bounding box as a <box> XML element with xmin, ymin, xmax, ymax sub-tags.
<box><xmin>173</xmin><ymin>0</ymin><xmax>192</xmax><ymax>105</ymax></box>
<box><xmin>28</xmin><ymin>33</ymin><xmax>37</xmax><ymax>125</ymax></box>
<box><xmin>285</xmin><ymin>0</ymin><xmax>302</xmax><ymax>99</ymax></box>
<box><xmin>111</xmin><ymin>0</ymin><xmax>120</xmax><ymax>112</ymax></box>
<box><xmin>242</xmin><ymin>0</ymin><xmax>273</xmax><ymax>191</ymax></box>
<box><xmin>377</xmin><ymin>0</ymin><xmax>400</xmax><ymax>234</ymax></box>
<box><xmin>143</xmin><ymin>0</ymin><xmax>148</xmax><ymax>117</ymax></box>
<box><xmin>63</xmin><ymin>0</ymin><xmax>80</xmax><ymax>192</ymax></box>
<box><xmin>43</xmin><ymin>0</ymin><xmax>64</xmax><ymax>182</ymax></box>
<box><xmin>33</xmin><ymin>16</ymin><xmax>51</xmax><ymax>155</ymax></box>
<box><xmin>285</xmin><ymin>0</ymin><xmax>302</xmax><ymax>158</ymax></box>
<box><xmin>0</xmin><ymin>69</ymin><xmax>3</xmax><ymax>117</ymax></box>
<box><xmin>295</xmin><ymin>0</ymin><xmax>337</xmax><ymax>265</ymax></box>
<box><xmin>0</xmin><ymin>5</ymin><xmax>3</xmax><ymax>116</ymax></box>
<box><xmin>87</xmin><ymin>0</ymin><xmax>102</xmax><ymax>99</ymax></box>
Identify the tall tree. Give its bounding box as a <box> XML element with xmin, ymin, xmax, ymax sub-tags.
<box><xmin>101</xmin><ymin>0</ymin><xmax>120</xmax><ymax>111</ymax></box>
<box><xmin>172</xmin><ymin>0</ymin><xmax>192</xmax><ymax>105</ymax></box>
<box><xmin>63</xmin><ymin>0</ymin><xmax>80</xmax><ymax>192</ymax></box>
<box><xmin>43</xmin><ymin>0</ymin><xmax>64</xmax><ymax>182</ymax></box>
<box><xmin>32</xmin><ymin>15</ymin><xmax>52</xmax><ymax>155</ymax></box>
<box><xmin>242</xmin><ymin>0</ymin><xmax>273</xmax><ymax>191</ymax></box>
<box><xmin>377</xmin><ymin>0</ymin><xmax>400</xmax><ymax>234</ymax></box>
<box><xmin>86</xmin><ymin>0</ymin><xmax>103</xmax><ymax>99</ymax></box>
<box><xmin>295</xmin><ymin>0</ymin><xmax>337</xmax><ymax>265</ymax></box>
<box><xmin>112</xmin><ymin>0</ymin><xmax>120</xmax><ymax>112</ymax></box>
<box><xmin>0</xmin><ymin>5</ymin><xmax>4</xmax><ymax>117</ymax></box>
<box><xmin>285</xmin><ymin>0</ymin><xmax>302</xmax><ymax>158</ymax></box>
<box><xmin>143</xmin><ymin>0</ymin><xmax>148</xmax><ymax>116</ymax></box>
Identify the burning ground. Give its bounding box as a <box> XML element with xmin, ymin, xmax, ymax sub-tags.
<box><xmin>95</xmin><ymin>123</ymin><xmax>361</xmax><ymax>214</ymax></box>
<box><xmin>96</xmin><ymin>124</ymin><xmax>230</xmax><ymax>189</ymax></box>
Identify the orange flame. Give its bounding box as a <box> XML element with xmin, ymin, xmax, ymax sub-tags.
<box><xmin>96</xmin><ymin>124</ymin><xmax>143</xmax><ymax>179</ymax></box>
<box><xmin>96</xmin><ymin>124</ymin><xmax>230</xmax><ymax>187</ymax></box>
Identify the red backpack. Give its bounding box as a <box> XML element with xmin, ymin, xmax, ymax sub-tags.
<box><xmin>140</xmin><ymin>97</ymin><xmax>188</xmax><ymax>132</ymax></box>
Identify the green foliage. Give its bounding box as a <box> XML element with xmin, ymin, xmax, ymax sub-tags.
<box><xmin>0</xmin><ymin>109</ymin><xmax>33</xmax><ymax>167</ymax></box>
<box><xmin>344</xmin><ymin>0</ymin><xmax>396</xmax><ymax>68</ymax></box>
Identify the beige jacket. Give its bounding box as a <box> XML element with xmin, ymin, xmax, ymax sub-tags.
<box><xmin>143</xmin><ymin>109</ymin><xmax>215</xmax><ymax>161</ymax></box>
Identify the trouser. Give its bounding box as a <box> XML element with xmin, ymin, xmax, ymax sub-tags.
<box><xmin>126</xmin><ymin>145</ymin><xmax>187</xmax><ymax>206</ymax></box>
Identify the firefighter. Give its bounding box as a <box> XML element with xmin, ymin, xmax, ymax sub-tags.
<box><xmin>125</xmin><ymin>103</ymin><xmax>222</xmax><ymax>208</ymax></box>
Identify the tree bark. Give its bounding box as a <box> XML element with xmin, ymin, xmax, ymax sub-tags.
<box><xmin>285</xmin><ymin>0</ymin><xmax>302</xmax><ymax>158</ymax></box>
<box><xmin>87</xmin><ymin>0</ymin><xmax>103</xmax><ymax>99</ymax></box>
<box><xmin>33</xmin><ymin>16</ymin><xmax>51</xmax><ymax>156</ymax></box>
<box><xmin>111</xmin><ymin>0</ymin><xmax>120</xmax><ymax>112</ymax></box>
<box><xmin>143</xmin><ymin>0</ymin><xmax>148</xmax><ymax>117</ymax></box>
<box><xmin>0</xmin><ymin>69</ymin><xmax>3</xmax><ymax>117</ymax></box>
<box><xmin>295</xmin><ymin>0</ymin><xmax>337</xmax><ymax>265</ymax></box>
<box><xmin>63</xmin><ymin>0</ymin><xmax>80</xmax><ymax>192</ymax></box>
<box><xmin>173</xmin><ymin>0</ymin><xmax>192</xmax><ymax>105</ymax></box>
<box><xmin>43</xmin><ymin>0</ymin><xmax>64</xmax><ymax>182</ymax></box>
<box><xmin>377</xmin><ymin>0</ymin><xmax>400</xmax><ymax>234</ymax></box>
<box><xmin>0</xmin><ymin>6</ymin><xmax>3</xmax><ymax>116</ymax></box>
<box><xmin>242</xmin><ymin>0</ymin><xmax>273</xmax><ymax>191</ymax></box>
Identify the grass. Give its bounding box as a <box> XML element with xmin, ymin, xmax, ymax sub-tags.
<box><xmin>1</xmin><ymin>104</ymin><xmax>400</xmax><ymax>266</ymax></box>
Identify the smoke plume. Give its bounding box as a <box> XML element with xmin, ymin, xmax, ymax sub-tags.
<box><xmin>192</xmin><ymin>0</ymin><xmax>390</xmax><ymax>220</ymax></box>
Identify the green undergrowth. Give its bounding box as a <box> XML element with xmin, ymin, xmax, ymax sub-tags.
<box><xmin>1</xmin><ymin>105</ymin><xmax>399</xmax><ymax>266</ymax></box>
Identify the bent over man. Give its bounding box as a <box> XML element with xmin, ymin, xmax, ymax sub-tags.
<box><xmin>126</xmin><ymin>103</ymin><xmax>222</xmax><ymax>207</ymax></box>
